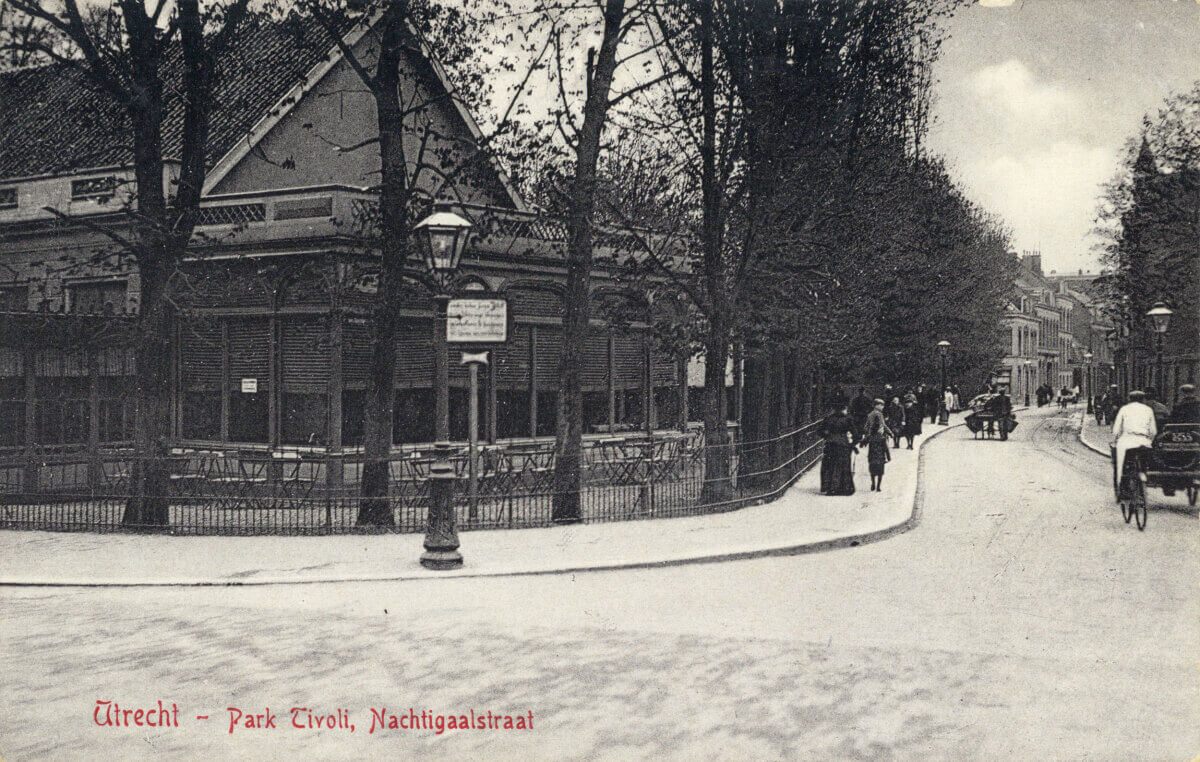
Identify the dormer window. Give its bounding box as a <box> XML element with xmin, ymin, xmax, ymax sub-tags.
<box><xmin>71</xmin><ymin>176</ymin><xmax>119</xmax><ymax>201</ymax></box>
<box><xmin>0</xmin><ymin>188</ymin><xmax>15</xmax><ymax>209</ymax></box>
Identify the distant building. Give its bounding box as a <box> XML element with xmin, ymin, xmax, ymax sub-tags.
<box><xmin>995</xmin><ymin>252</ymin><xmax>1112</xmax><ymax>404</ymax></box>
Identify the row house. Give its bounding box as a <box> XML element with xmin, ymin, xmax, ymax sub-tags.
<box><xmin>998</xmin><ymin>253</ymin><xmax>1113</xmax><ymax>403</ymax></box>
<box><xmin>0</xmin><ymin>13</ymin><xmax>697</xmax><ymax>456</ymax></box>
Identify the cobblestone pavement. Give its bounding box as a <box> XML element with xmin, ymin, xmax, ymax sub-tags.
<box><xmin>1</xmin><ymin>406</ymin><xmax>1196</xmax><ymax>760</ymax></box>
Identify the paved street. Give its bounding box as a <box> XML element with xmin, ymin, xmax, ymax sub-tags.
<box><xmin>2</xmin><ymin>406</ymin><xmax>1196</xmax><ymax>761</ymax></box>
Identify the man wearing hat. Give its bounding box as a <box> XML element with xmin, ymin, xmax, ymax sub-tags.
<box><xmin>1169</xmin><ymin>384</ymin><xmax>1200</xmax><ymax>424</ymax></box>
<box><xmin>1111</xmin><ymin>390</ymin><xmax>1157</xmax><ymax>496</ymax></box>
<box><xmin>1102</xmin><ymin>385</ymin><xmax>1120</xmax><ymax>425</ymax></box>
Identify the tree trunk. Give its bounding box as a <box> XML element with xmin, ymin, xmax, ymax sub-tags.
<box><xmin>700</xmin><ymin>317</ymin><xmax>732</xmax><ymax>504</ymax></box>
<box><xmin>551</xmin><ymin>0</ymin><xmax>626</xmax><ymax>523</ymax></box>
<box><xmin>358</xmin><ymin>9</ymin><xmax>410</xmax><ymax>528</ymax></box>
<box><xmin>122</xmin><ymin>74</ymin><xmax>172</xmax><ymax>528</ymax></box>
<box><xmin>124</xmin><ymin>264</ymin><xmax>174</xmax><ymax>528</ymax></box>
<box><xmin>698</xmin><ymin>0</ymin><xmax>733</xmax><ymax>506</ymax></box>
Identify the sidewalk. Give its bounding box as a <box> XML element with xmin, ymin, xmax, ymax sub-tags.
<box><xmin>0</xmin><ymin>417</ymin><xmax>964</xmax><ymax>587</ymax></box>
<box><xmin>1078</xmin><ymin>409</ymin><xmax>1110</xmax><ymax>456</ymax></box>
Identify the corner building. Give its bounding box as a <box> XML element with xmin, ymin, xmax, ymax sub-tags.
<box><xmin>0</xmin><ymin>14</ymin><xmax>689</xmax><ymax>456</ymax></box>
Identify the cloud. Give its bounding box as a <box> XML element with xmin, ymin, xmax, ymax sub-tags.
<box><xmin>971</xmin><ymin>59</ymin><xmax>1082</xmax><ymax>132</ymax></box>
<box><xmin>957</xmin><ymin>141</ymin><xmax>1117</xmax><ymax>270</ymax></box>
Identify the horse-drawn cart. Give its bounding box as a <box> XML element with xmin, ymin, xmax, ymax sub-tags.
<box><xmin>964</xmin><ymin>394</ymin><xmax>1017</xmax><ymax>440</ymax></box>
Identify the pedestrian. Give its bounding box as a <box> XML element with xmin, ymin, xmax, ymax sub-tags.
<box><xmin>1169</xmin><ymin>383</ymin><xmax>1200</xmax><ymax>424</ymax></box>
<box><xmin>1102</xmin><ymin>385</ymin><xmax>1120</xmax><ymax>425</ymax></box>
<box><xmin>902</xmin><ymin>391</ymin><xmax>922</xmax><ymax>448</ymax></box>
<box><xmin>817</xmin><ymin>403</ymin><xmax>857</xmax><ymax>496</ymax></box>
<box><xmin>951</xmin><ymin>384</ymin><xmax>962</xmax><ymax>412</ymax></box>
<box><xmin>1111</xmin><ymin>390</ymin><xmax>1157</xmax><ymax>497</ymax></box>
<box><xmin>925</xmin><ymin>384</ymin><xmax>940</xmax><ymax>424</ymax></box>
<box><xmin>849</xmin><ymin>386</ymin><xmax>873</xmax><ymax>438</ymax></box>
<box><xmin>942</xmin><ymin>386</ymin><xmax>955</xmax><ymax>418</ymax></box>
<box><xmin>1144</xmin><ymin>386</ymin><xmax>1170</xmax><ymax>428</ymax></box>
<box><xmin>859</xmin><ymin>398</ymin><xmax>893</xmax><ymax>492</ymax></box>
<box><xmin>884</xmin><ymin>395</ymin><xmax>905</xmax><ymax>449</ymax></box>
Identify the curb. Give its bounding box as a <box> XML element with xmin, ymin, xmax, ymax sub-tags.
<box><xmin>1076</xmin><ymin>410</ymin><xmax>1109</xmax><ymax>457</ymax></box>
<box><xmin>0</xmin><ymin>420</ymin><xmax>967</xmax><ymax>588</ymax></box>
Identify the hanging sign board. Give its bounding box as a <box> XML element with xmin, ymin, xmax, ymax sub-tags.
<box><xmin>241</xmin><ymin>378</ymin><xmax>258</xmax><ymax>394</ymax></box>
<box><xmin>447</xmin><ymin>297</ymin><xmax>507</xmax><ymax>344</ymax></box>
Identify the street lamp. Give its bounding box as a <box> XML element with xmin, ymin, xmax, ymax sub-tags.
<box><xmin>1024</xmin><ymin>359</ymin><xmax>1033</xmax><ymax>407</ymax></box>
<box><xmin>1084</xmin><ymin>351</ymin><xmax>1093</xmax><ymax>414</ymax></box>
<box><xmin>1105</xmin><ymin>329</ymin><xmax>1119</xmax><ymax>394</ymax></box>
<box><xmin>937</xmin><ymin>340</ymin><xmax>950</xmax><ymax>424</ymax></box>
<box><xmin>413</xmin><ymin>204</ymin><xmax>473</xmax><ymax>571</ymax></box>
<box><xmin>414</xmin><ymin>205</ymin><xmax>473</xmax><ymax>441</ymax></box>
<box><xmin>1146</xmin><ymin>301</ymin><xmax>1173</xmax><ymax>399</ymax></box>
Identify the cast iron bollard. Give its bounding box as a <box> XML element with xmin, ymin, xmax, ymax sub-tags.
<box><xmin>421</xmin><ymin>442</ymin><xmax>463</xmax><ymax>570</ymax></box>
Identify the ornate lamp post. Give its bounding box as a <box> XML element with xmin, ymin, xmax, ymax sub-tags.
<box><xmin>1023</xmin><ymin>359</ymin><xmax>1033</xmax><ymax>407</ymax></box>
<box><xmin>1104</xmin><ymin>329</ymin><xmax>1119</xmax><ymax>396</ymax></box>
<box><xmin>937</xmin><ymin>340</ymin><xmax>950</xmax><ymax>425</ymax></box>
<box><xmin>1146</xmin><ymin>301</ymin><xmax>1173</xmax><ymax>398</ymax></box>
<box><xmin>1083</xmin><ymin>351</ymin><xmax>1094</xmax><ymax>414</ymax></box>
<box><xmin>413</xmin><ymin>205</ymin><xmax>473</xmax><ymax>571</ymax></box>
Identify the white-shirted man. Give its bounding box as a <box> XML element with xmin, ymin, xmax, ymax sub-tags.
<box><xmin>1111</xmin><ymin>389</ymin><xmax>1158</xmax><ymax>493</ymax></box>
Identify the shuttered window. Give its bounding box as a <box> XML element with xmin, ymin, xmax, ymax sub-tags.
<box><xmin>581</xmin><ymin>331</ymin><xmax>609</xmax><ymax>389</ymax></box>
<box><xmin>227</xmin><ymin>319</ymin><xmax>270</xmax><ymax>381</ymax></box>
<box><xmin>613</xmin><ymin>333</ymin><xmax>643</xmax><ymax>387</ymax></box>
<box><xmin>394</xmin><ymin>320</ymin><xmax>431</xmax><ymax>388</ymax></box>
<box><xmin>534</xmin><ymin>327</ymin><xmax>562</xmax><ymax>381</ymax></box>
<box><xmin>342</xmin><ymin>319</ymin><xmax>371</xmax><ymax>388</ymax></box>
<box><xmin>493</xmin><ymin>325</ymin><xmax>531</xmax><ymax>387</ymax></box>
<box><xmin>281</xmin><ymin>318</ymin><xmax>328</xmax><ymax>393</ymax></box>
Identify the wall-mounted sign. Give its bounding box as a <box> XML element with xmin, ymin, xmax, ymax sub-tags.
<box><xmin>241</xmin><ymin>378</ymin><xmax>258</xmax><ymax>394</ymax></box>
<box><xmin>447</xmin><ymin>297</ymin><xmax>507</xmax><ymax>344</ymax></box>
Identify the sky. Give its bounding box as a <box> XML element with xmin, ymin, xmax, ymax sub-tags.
<box><xmin>926</xmin><ymin>0</ymin><xmax>1200</xmax><ymax>275</ymax></box>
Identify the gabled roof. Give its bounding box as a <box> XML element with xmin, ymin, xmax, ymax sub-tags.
<box><xmin>0</xmin><ymin>12</ymin><xmax>526</xmax><ymax>209</ymax></box>
<box><xmin>0</xmin><ymin>14</ymin><xmax>344</xmax><ymax>180</ymax></box>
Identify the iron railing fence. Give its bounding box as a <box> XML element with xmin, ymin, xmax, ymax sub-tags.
<box><xmin>0</xmin><ymin>421</ymin><xmax>822</xmax><ymax>535</ymax></box>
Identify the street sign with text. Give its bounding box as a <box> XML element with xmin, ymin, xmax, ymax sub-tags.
<box><xmin>447</xmin><ymin>297</ymin><xmax>507</xmax><ymax>343</ymax></box>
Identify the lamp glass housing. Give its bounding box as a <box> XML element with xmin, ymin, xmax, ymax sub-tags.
<box><xmin>415</xmin><ymin>210</ymin><xmax>472</xmax><ymax>276</ymax></box>
<box><xmin>1146</xmin><ymin>302</ymin><xmax>1173</xmax><ymax>334</ymax></box>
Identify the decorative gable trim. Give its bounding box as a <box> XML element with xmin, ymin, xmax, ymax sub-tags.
<box><xmin>203</xmin><ymin>11</ymin><xmax>528</xmax><ymax>212</ymax></box>
<box><xmin>202</xmin><ymin>18</ymin><xmax>378</xmax><ymax>195</ymax></box>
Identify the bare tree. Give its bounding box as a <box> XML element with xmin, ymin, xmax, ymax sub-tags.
<box><xmin>303</xmin><ymin>0</ymin><xmax>545</xmax><ymax>526</ymax></box>
<box><xmin>2</xmin><ymin>0</ymin><xmax>252</xmax><ymax>526</ymax></box>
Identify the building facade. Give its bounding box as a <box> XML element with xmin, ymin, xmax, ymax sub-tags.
<box><xmin>996</xmin><ymin>253</ymin><xmax>1113</xmax><ymax>404</ymax></box>
<box><xmin>0</xmin><ymin>14</ymin><xmax>697</xmax><ymax>456</ymax></box>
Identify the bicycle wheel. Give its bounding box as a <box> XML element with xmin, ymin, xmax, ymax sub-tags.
<box><xmin>1121</xmin><ymin>496</ymin><xmax>1132</xmax><ymax>523</ymax></box>
<box><xmin>1132</xmin><ymin>479</ymin><xmax>1147</xmax><ymax>531</ymax></box>
<box><xmin>1187</xmin><ymin>485</ymin><xmax>1198</xmax><ymax>507</ymax></box>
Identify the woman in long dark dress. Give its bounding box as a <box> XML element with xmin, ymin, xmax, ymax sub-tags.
<box><xmin>859</xmin><ymin>399</ymin><xmax>893</xmax><ymax>491</ymax></box>
<box><xmin>901</xmin><ymin>392</ymin><xmax>922</xmax><ymax>449</ymax></box>
<box><xmin>818</xmin><ymin>405</ymin><xmax>856</xmax><ymax>495</ymax></box>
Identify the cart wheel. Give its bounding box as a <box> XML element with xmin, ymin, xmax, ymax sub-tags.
<box><xmin>1187</xmin><ymin>485</ymin><xmax>1198</xmax><ymax>507</ymax></box>
<box><xmin>1000</xmin><ymin>426</ymin><xmax>1008</xmax><ymax>441</ymax></box>
<box><xmin>1132</xmin><ymin>479</ymin><xmax>1147</xmax><ymax>531</ymax></box>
